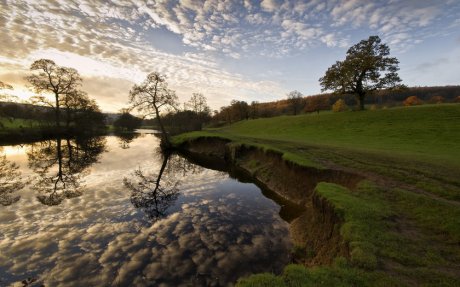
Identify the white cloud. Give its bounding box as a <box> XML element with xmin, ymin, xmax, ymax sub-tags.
<box><xmin>260</xmin><ymin>0</ymin><xmax>281</xmax><ymax>12</ymax></box>
<box><xmin>0</xmin><ymin>137</ymin><xmax>293</xmax><ymax>286</ymax></box>
<box><xmin>0</xmin><ymin>0</ymin><xmax>459</xmax><ymax>110</ymax></box>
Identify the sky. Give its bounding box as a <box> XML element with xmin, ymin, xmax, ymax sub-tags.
<box><xmin>0</xmin><ymin>0</ymin><xmax>459</xmax><ymax>113</ymax></box>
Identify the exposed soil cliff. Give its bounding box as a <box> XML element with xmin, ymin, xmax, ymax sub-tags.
<box><xmin>176</xmin><ymin>137</ymin><xmax>363</xmax><ymax>265</ymax></box>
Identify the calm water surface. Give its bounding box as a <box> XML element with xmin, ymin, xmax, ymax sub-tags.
<box><xmin>0</xmin><ymin>131</ymin><xmax>293</xmax><ymax>286</ymax></box>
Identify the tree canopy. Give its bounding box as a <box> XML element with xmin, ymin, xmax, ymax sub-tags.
<box><xmin>287</xmin><ymin>90</ymin><xmax>304</xmax><ymax>115</ymax></box>
<box><xmin>319</xmin><ymin>35</ymin><xmax>403</xmax><ymax>110</ymax></box>
<box><xmin>27</xmin><ymin>59</ymin><xmax>81</xmax><ymax>128</ymax></box>
<box><xmin>26</xmin><ymin>59</ymin><xmax>104</xmax><ymax>133</ymax></box>
<box><xmin>113</xmin><ymin>112</ymin><xmax>142</xmax><ymax>131</ymax></box>
<box><xmin>129</xmin><ymin>72</ymin><xmax>179</xmax><ymax>149</ymax></box>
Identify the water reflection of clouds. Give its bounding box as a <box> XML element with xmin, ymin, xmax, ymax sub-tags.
<box><xmin>0</xmin><ymin>134</ymin><xmax>291</xmax><ymax>286</ymax></box>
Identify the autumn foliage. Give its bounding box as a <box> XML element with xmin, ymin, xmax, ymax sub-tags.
<box><xmin>332</xmin><ymin>99</ymin><xmax>348</xmax><ymax>112</ymax></box>
<box><xmin>404</xmin><ymin>96</ymin><xmax>423</xmax><ymax>106</ymax></box>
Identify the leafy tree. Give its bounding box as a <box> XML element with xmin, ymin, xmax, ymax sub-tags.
<box><xmin>129</xmin><ymin>72</ymin><xmax>179</xmax><ymax>149</ymax></box>
<box><xmin>403</xmin><ymin>96</ymin><xmax>423</xmax><ymax>106</ymax></box>
<box><xmin>62</xmin><ymin>90</ymin><xmax>104</xmax><ymax>131</ymax></box>
<box><xmin>287</xmin><ymin>90</ymin><xmax>304</xmax><ymax>115</ymax></box>
<box><xmin>26</xmin><ymin>59</ymin><xmax>82</xmax><ymax>128</ymax></box>
<box><xmin>113</xmin><ymin>112</ymin><xmax>142</xmax><ymax>131</ymax></box>
<box><xmin>250</xmin><ymin>101</ymin><xmax>259</xmax><ymax>119</ymax></box>
<box><xmin>230</xmin><ymin>100</ymin><xmax>249</xmax><ymax>121</ymax></box>
<box><xmin>162</xmin><ymin>110</ymin><xmax>204</xmax><ymax>134</ymax></box>
<box><xmin>304</xmin><ymin>95</ymin><xmax>330</xmax><ymax>114</ymax></box>
<box><xmin>332</xmin><ymin>99</ymin><xmax>348</xmax><ymax>112</ymax></box>
<box><xmin>320</xmin><ymin>36</ymin><xmax>403</xmax><ymax>110</ymax></box>
<box><xmin>429</xmin><ymin>95</ymin><xmax>444</xmax><ymax>104</ymax></box>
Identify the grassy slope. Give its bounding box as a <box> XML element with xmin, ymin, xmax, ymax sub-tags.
<box><xmin>173</xmin><ymin>104</ymin><xmax>460</xmax><ymax>286</ymax></box>
<box><xmin>0</xmin><ymin>117</ymin><xmax>43</xmax><ymax>138</ymax></box>
<box><xmin>220</xmin><ymin>104</ymin><xmax>460</xmax><ymax>167</ymax></box>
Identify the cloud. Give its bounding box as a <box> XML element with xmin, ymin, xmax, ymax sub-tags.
<box><xmin>415</xmin><ymin>58</ymin><xmax>449</xmax><ymax>72</ymax></box>
<box><xmin>260</xmin><ymin>0</ymin><xmax>281</xmax><ymax>12</ymax></box>
<box><xmin>0</xmin><ymin>136</ymin><xmax>293</xmax><ymax>286</ymax></box>
<box><xmin>0</xmin><ymin>0</ymin><xmax>459</xmax><ymax>110</ymax></box>
<box><xmin>0</xmin><ymin>0</ymin><xmax>297</xmax><ymax>111</ymax></box>
<box><xmin>81</xmin><ymin>76</ymin><xmax>134</xmax><ymax>112</ymax></box>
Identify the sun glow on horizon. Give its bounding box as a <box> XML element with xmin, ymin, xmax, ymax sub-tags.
<box><xmin>1</xmin><ymin>87</ymin><xmax>37</xmax><ymax>103</ymax></box>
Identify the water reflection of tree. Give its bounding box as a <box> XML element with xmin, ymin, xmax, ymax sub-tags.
<box><xmin>166</xmin><ymin>153</ymin><xmax>206</xmax><ymax>176</ymax></box>
<box><xmin>28</xmin><ymin>136</ymin><xmax>106</xmax><ymax>205</ymax></box>
<box><xmin>124</xmin><ymin>152</ymin><xmax>183</xmax><ymax>220</ymax></box>
<box><xmin>114</xmin><ymin>132</ymin><xmax>141</xmax><ymax>149</ymax></box>
<box><xmin>0</xmin><ymin>148</ymin><xmax>25</xmax><ymax>206</ymax></box>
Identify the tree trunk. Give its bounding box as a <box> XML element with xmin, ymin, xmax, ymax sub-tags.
<box><xmin>357</xmin><ymin>92</ymin><xmax>366</xmax><ymax>110</ymax></box>
<box><xmin>55</xmin><ymin>93</ymin><xmax>61</xmax><ymax>130</ymax></box>
<box><xmin>154</xmin><ymin>152</ymin><xmax>169</xmax><ymax>194</ymax></box>
<box><xmin>154</xmin><ymin>105</ymin><xmax>171</xmax><ymax>150</ymax></box>
<box><xmin>65</xmin><ymin>107</ymin><xmax>71</xmax><ymax>131</ymax></box>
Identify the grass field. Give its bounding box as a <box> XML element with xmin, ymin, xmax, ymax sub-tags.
<box><xmin>0</xmin><ymin>117</ymin><xmax>43</xmax><ymax>136</ymax></box>
<box><xmin>173</xmin><ymin>104</ymin><xmax>460</xmax><ymax>286</ymax></box>
<box><xmin>0</xmin><ymin>117</ymin><xmax>41</xmax><ymax>129</ymax></box>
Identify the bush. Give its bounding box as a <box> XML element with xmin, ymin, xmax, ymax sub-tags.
<box><xmin>332</xmin><ymin>99</ymin><xmax>348</xmax><ymax>112</ymax></box>
<box><xmin>403</xmin><ymin>96</ymin><xmax>423</xmax><ymax>106</ymax></box>
<box><xmin>429</xmin><ymin>95</ymin><xmax>444</xmax><ymax>104</ymax></box>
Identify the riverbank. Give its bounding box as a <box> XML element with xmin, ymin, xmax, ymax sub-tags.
<box><xmin>0</xmin><ymin>117</ymin><xmax>111</xmax><ymax>145</ymax></box>
<box><xmin>172</xmin><ymin>104</ymin><xmax>460</xmax><ymax>286</ymax></box>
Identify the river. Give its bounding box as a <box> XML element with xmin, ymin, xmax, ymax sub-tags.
<box><xmin>0</xmin><ymin>131</ymin><xmax>293</xmax><ymax>286</ymax></box>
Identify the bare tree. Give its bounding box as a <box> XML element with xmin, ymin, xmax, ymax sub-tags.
<box><xmin>0</xmin><ymin>80</ymin><xmax>13</xmax><ymax>91</ymax></box>
<box><xmin>129</xmin><ymin>72</ymin><xmax>178</xmax><ymax>149</ymax></box>
<box><xmin>0</xmin><ymin>81</ymin><xmax>14</xmax><ymax>126</ymax></box>
<box><xmin>28</xmin><ymin>136</ymin><xmax>106</xmax><ymax>205</ymax></box>
<box><xmin>26</xmin><ymin>59</ymin><xmax>82</xmax><ymax>129</ymax></box>
<box><xmin>187</xmin><ymin>93</ymin><xmax>210</xmax><ymax>114</ymax></box>
<box><xmin>0</xmin><ymin>151</ymin><xmax>25</xmax><ymax>206</ymax></box>
<box><xmin>186</xmin><ymin>93</ymin><xmax>211</xmax><ymax>128</ymax></box>
<box><xmin>287</xmin><ymin>90</ymin><xmax>304</xmax><ymax>115</ymax></box>
<box><xmin>0</xmin><ymin>80</ymin><xmax>13</xmax><ymax>103</ymax></box>
<box><xmin>124</xmin><ymin>153</ymin><xmax>180</xmax><ymax>220</ymax></box>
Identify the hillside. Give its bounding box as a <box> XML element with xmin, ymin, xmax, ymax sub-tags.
<box><xmin>211</xmin><ymin>86</ymin><xmax>460</xmax><ymax>123</ymax></box>
<box><xmin>220</xmin><ymin>104</ymin><xmax>460</xmax><ymax>167</ymax></box>
<box><xmin>173</xmin><ymin>104</ymin><xmax>460</xmax><ymax>286</ymax></box>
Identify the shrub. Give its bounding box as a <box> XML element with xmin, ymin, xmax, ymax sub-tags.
<box><xmin>332</xmin><ymin>99</ymin><xmax>348</xmax><ymax>112</ymax></box>
<box><xmin>403</xmin><ymin>96</ymin><xmax>423</xmax><ymax>106</ymax></box>
<box><xmin>429</xmin><ymin>95</ymin><xmax>444</xmax><ymax>104</ymax></box>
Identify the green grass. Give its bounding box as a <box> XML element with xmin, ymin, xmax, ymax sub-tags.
<box><xmin>174</xmin><ymin>104</ymin><xmax>460</xmax><ymax>286</ymax></box>
<box><xmin>219</xmin><ymin>104</ymin><xmax>460</xmax><ymax>168</ymax></box>
<box><xmin>0</xmin><ymin>117</ymin><xmax>42</xmax><ymax>130</ymax></box>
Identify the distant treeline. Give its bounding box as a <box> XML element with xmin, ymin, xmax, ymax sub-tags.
<box><xmin>0</xmin><ymin>101</ymin><xmax>117</xmax><ymax>122</ymax></box>
<box><xmin>212</xmin><ymin>86</ymin><xmax>460</xmax><ymax>124</ymax></box>
<box><xmin>0</xmin><ymin>101</ymin><xmax>105</xmax><ymax>133</ymax></box>
<box><xmin>3</xmin><ymin>85</ymin><xmax>459</xmax><ymax>133</ymax></box>
<box><xmin>0</xmin><ymin>101</ymin><xmax>53</xmax><ymax>121</ymax></box>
